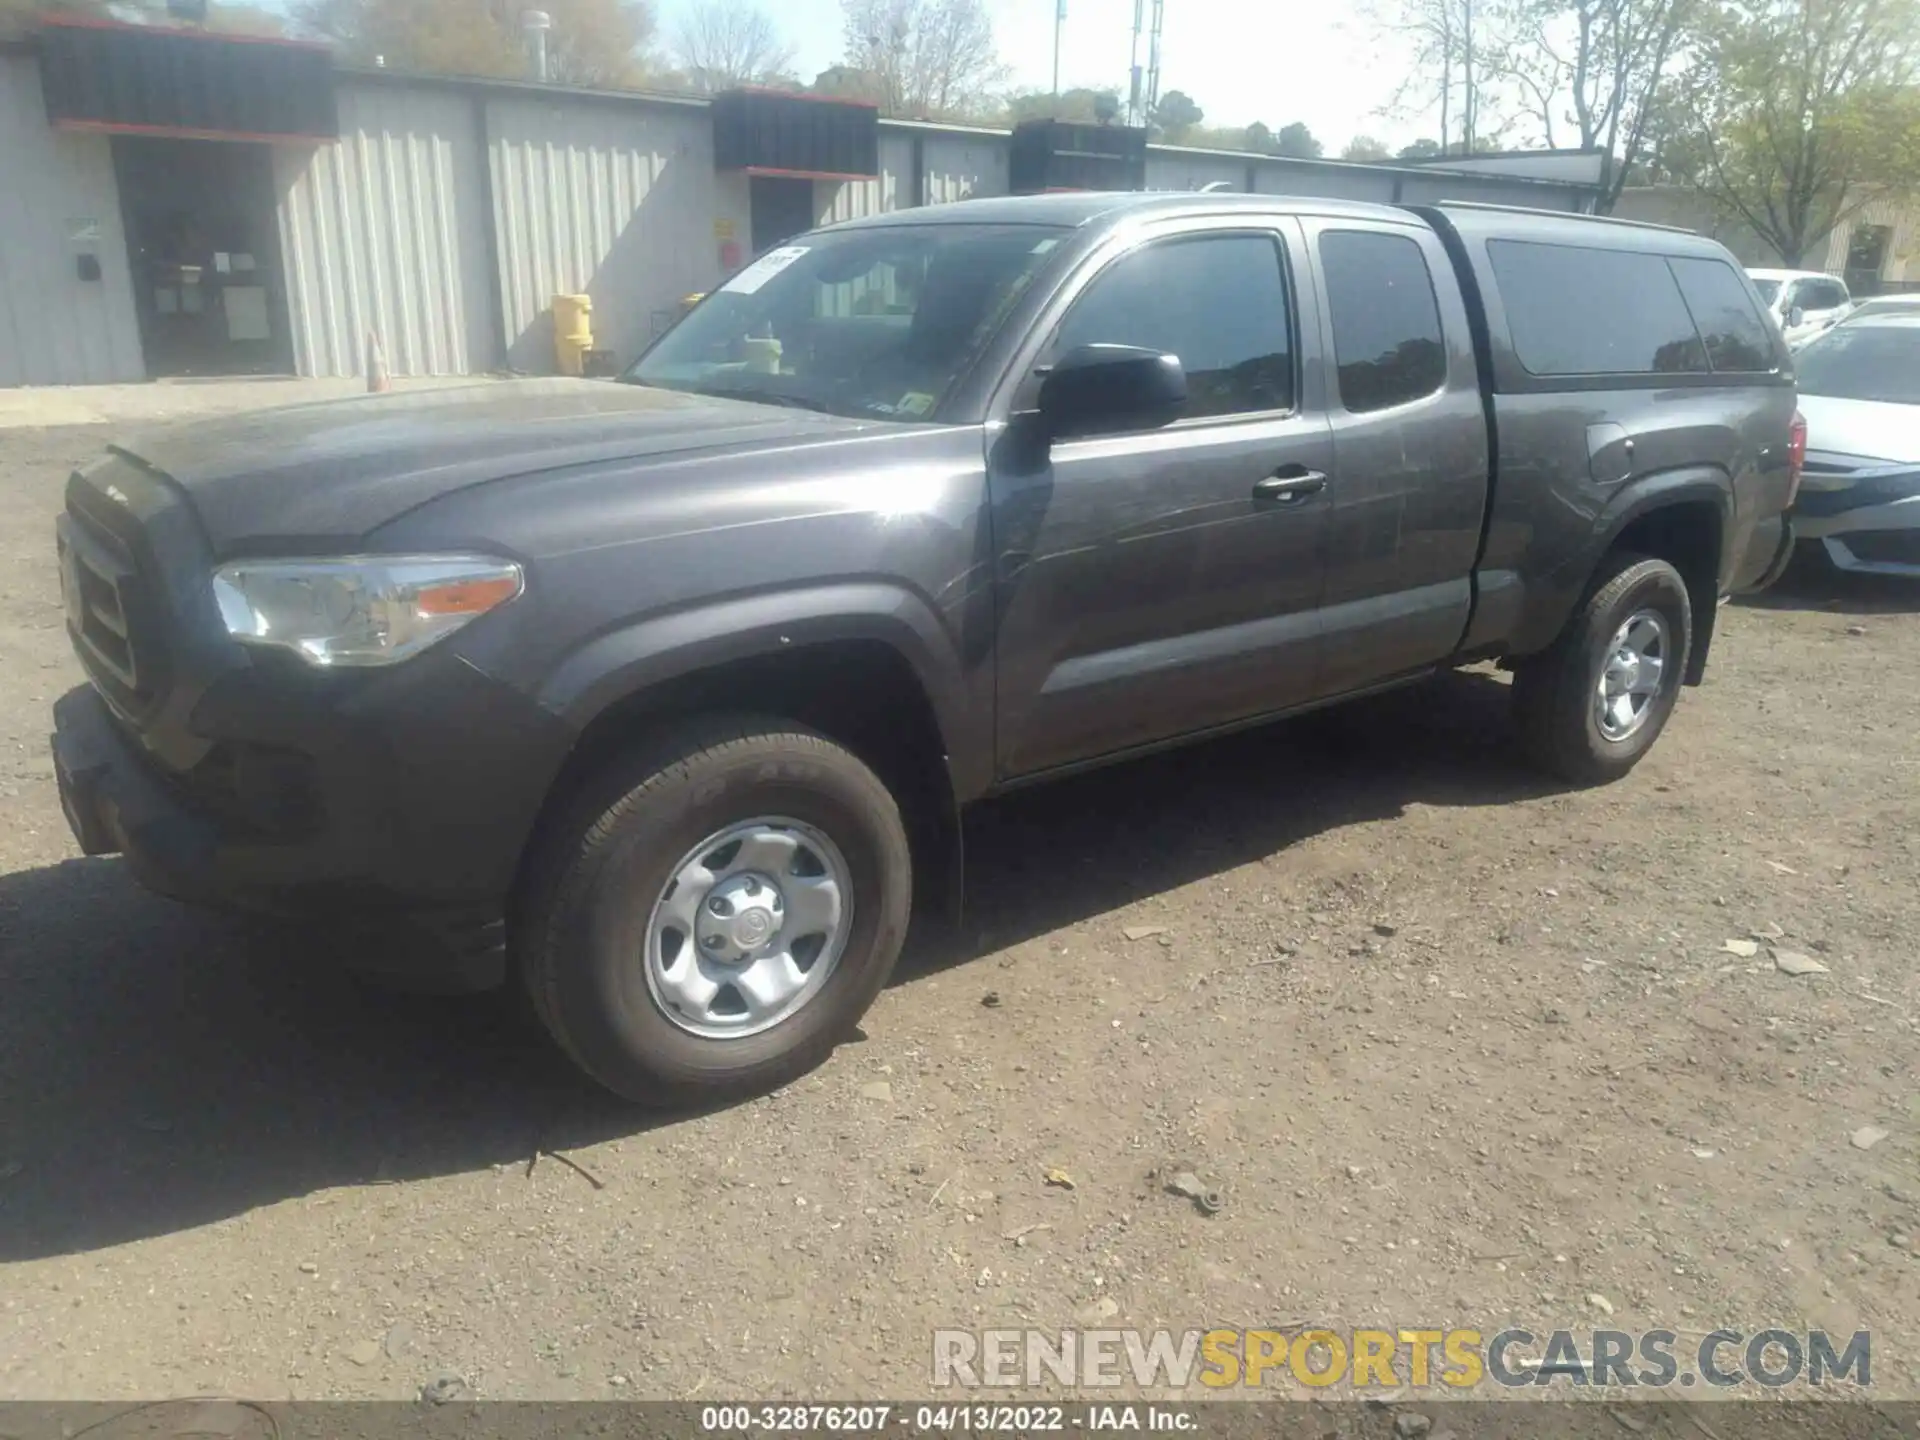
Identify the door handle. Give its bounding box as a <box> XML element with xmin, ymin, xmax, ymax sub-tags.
<box><xmin>1253</xmin><ymin>469</ymin><xmax>1328</xmax><ymax>502</ymax></box>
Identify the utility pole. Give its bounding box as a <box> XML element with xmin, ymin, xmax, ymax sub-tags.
<box><xmin>1051</xmin><ymin>0</ymin><xmax>1066</xmax><ymax>102</ymax></box>
<box><xmin>1128</xmin><ymin>0</ymin><xmax>1143</xmax><ymax>126</ymax></box>
<box><xmin>1460</xmin><ymin>0</ymin><xmax>1475</xmax><ymax>151</ymax></box>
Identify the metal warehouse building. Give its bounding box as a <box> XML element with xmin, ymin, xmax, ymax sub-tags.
<box><xmin>0</xmin><ymin>20</ymin><xmax>1604</xmax><ymax>388</ymax></box>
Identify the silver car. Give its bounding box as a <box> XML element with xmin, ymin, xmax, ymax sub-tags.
<box><xmin>1792</xmin><ymin>313</ymin><xmax>1920</xmax><ymax>576</ymax></box>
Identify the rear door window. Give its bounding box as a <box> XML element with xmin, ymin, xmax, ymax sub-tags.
<box><xmin>1488</xmin><ymin>239</ymin><xmax>1708</xmax><ymax>376</ymax></box>
<box><xmin>1318</xmin><ymin>230</ymin><xmax>1448</xmax><ymax>412</ymax></box>
<box><xmin>1669</xmin><ymin>257</ymin><xmax>1777</xmax><ymax>372</ymax></box>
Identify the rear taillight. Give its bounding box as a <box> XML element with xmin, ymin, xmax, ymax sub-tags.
<box><xmin>1787</xmin><ymin>410</ymin><xmax>1807</xmax><ymax>508</ymax></box>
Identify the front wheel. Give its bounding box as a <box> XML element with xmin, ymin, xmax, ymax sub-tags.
<box><xmin>518</xmin><ymin>717</ymin><xmax>913</xmax><ymax>1105</ymax></box>
<box><xmin>1513</xmin><ymin>552</ymin><xmax>1693</xmax><ymax>785</ymax></box>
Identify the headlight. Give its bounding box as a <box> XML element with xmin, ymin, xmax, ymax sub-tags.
<box><xmin>211</xmin><ymin>555</ymin><xmax>523</xmax><ymax>667</ymax></box>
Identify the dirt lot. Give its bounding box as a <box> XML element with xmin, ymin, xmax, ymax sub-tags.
<box><xmin>0</xmin><ymin>417</ymin><xmax>1915</xmax><ymax>1404</ymax></box>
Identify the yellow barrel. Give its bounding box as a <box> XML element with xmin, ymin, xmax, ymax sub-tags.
<box><xmin>553</xmin><ymin>293</ymin><xmax>593</xmax><ymax>376</ymax></box>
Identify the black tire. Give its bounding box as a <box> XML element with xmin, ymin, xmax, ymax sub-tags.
<box><xmin>517</xmin><ymin>716</ymin><xmax>912</xmax><ymax>1105</ymax></box>
<box><xmin>1513</xmin><ymin>552</ymin><xmax>1693</xmax><ymax>785</ymax></box>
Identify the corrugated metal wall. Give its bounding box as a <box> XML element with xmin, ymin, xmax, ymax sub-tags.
<box><xmin>921</xmin><ymin>130</ymin><xmax>1009</xmax><ymax>204</ymax></box>
<box><xmin>818</xmin><ymin>131</ymin><xmax>912</xmax><ymax>223</ymax></box>
<box><xmin>0</xmin><ymin>56</ymin><xmax>1613</xmax><ymax>387</ymax></box>
<box><xmin>0</xmin><ymin>53</ymin><xmax>144</xmax><ymax>386</ymax></box>
<box><xmin>487</xmin><ymin>94</ymin><xmax>716</xmax><ymax>373</ymax></box>
<box><xmin>1818</xmin><ymin>194</ymin><xmax>1920</xmax><ymax>284</ymax></box>
<box><xmin>275</xmin><ymin>81</ymin><xmax>494</xmax><ymax>378</ymax></box>
<box><xmin>1146</xmin><ymin>149</ymin><xmax>1254</xmax><ymax>195</ymax></box>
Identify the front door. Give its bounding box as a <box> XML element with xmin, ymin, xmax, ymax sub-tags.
<box><xmin>112</xmin><ymin>136</ymin><xmax>293</xmax><ymax>378</ymax></box>
<box><xmin>750</xmin><ymin>176</ymin><xmax>817</xmax><ymax>257</ymax></box>
<box><xmin>989</xmin><ymin>221</ymin><xmax>1334</xmax><ymax>778</ymax></box>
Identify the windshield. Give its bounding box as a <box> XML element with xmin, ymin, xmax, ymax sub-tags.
<box><xmin>1751</xmin><ymin>278</ymin><xmax>1782</xmax><ymax>304</ymax></box>
<box><xmin>625</xmin><ymin>224</ymin><xmax>1069</xmax><ymax>420</ymax></box>
<box><xmin>1794</xmin><ymin>324</ymin><xmax>1920</xmax><ymax>404</ymax></box>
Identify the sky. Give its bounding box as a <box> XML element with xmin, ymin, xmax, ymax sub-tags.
<box><xmin>655</xmin><ymin>0</ymin><xmax>1439</xmax><ymax>152</ymax></box>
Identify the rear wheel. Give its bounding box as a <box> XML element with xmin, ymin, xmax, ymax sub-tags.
<box><xmin>518</xmin><ymin>717</ymin><xmax>912</xmax><ymax>1105</ymax></box>
<box><xmin>1513</xmin><ymin>552</ymin><xmax>1693</xmax><ymax>785</ymax></box>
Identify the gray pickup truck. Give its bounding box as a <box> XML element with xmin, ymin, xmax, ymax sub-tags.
<box><xmin>52</xmin><ymin>193</ymin><xmax>1801</xmax><ymax>1103</ymax></box>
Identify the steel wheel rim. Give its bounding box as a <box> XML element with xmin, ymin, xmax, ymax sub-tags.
<box><xmin>1594</xmin><ymin>607</ymin><xmax>1669</xmax><ymax>742</ymax></box>
<box><xmin>642</xmin><ymin>817</ymin><xmax>854</xmax><ymax>1040</ymax></box>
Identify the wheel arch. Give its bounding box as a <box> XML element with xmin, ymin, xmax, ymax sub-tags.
<box><xmin>519</xmin><ymin>584</ymin><xmax>978</xmax><ymax>929</ymax></box>
<box><xmin>1512</xmin><ymin>470</ymin><xmax>1731</xmax><ymax>683</ymax></box>
<box><xmin>1596</xmin><ymin>478</ymin><xmax>1729</xmax><ymax>685</ymax></box>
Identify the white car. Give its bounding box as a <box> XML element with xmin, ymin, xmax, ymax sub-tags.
<box><xmin>1836</xmin><ymin>293</ymin><xmax>1920</xmax><ymax>325</ymax></box>
<box><xmin>1791</xmin><ymin>313</ymin><xmax>1920</xmax><ymax>577</ymax></box>
<box><xmin>1747</xmin><ymin>267</ymin><xmax>1853</xmax><ymax>347</ymax></box>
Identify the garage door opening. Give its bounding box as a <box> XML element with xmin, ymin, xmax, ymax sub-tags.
<box><xmin>111</xmin><ymin>136</ymin><xmax>295</xmax><ymax>379</ymax></box>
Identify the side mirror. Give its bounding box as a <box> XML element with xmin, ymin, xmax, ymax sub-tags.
<box><xmin>1035</xmin><ymin>344</ymin><xmax>1187</xmax><ymax>438</ymax></box>
<box><xmin>1788</xmin><ymin>306</ymin><xmax>1806</xmax><ymax>328</ymax></box>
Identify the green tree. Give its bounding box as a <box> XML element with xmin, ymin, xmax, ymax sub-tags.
<box><xmin>811</xmin><ymin>63</ymin><xmax>880</xmax><ymax>100</ymax></box>
<box><xmin>1274</xmin><ymin>121</ymin><xmax>1323</xmax><ymax>157</ymax></box>
<box><xmin>1003</xmin><ymin>87</ymin><xmax>1120</xmax><ymax>125</ymax></box>
<box><xmin>1678</xmin><ymin>0</ymin><xmax>1920</xmax><ymax>262</ymax></box>
<box><xmin>1151</xmin><ymin>88</ymin><xmax>1203</xmax><ymax>140</ymax></box>
<box><xmin>1397</xmin><ymin>136</ymin><xmax>1445</xmax><ymax>158</ymax></box>
<box><xmin>1244</xmin><ymin>120</ymin><xmax>1274</xmax><ymax>151</ymax></box>
<box><xmin>1</xmin><ymin>0</ymin><xmax>118</xmax><ymax>36</ymax></box>
<box><xmin>1342</xmin><ymin>134</ymin><xmax>1392</xmax><ymax>160</ymax></box>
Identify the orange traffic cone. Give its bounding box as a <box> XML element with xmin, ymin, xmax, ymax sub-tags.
<box><xmin>365</xmin><ymin>329</ymin><xmax>391</xmax><ymax>393</ymax></box>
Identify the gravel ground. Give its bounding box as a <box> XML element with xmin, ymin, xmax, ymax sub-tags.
<box><xmin>0</xmin><ymin>420</ymin><xmax>1915</xmax><ymax>1404</ymax></box>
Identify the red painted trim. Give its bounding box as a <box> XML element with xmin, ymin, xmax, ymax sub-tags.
<box><xmin>742</xmin><ymin>165</ymin><xmax>878</xmax><ymax>182</ymax></box>
<box><xmin>54</xmin><ymin>117</ymin><xmax>337</xmax><ymax>144</ymax></box>
<box><xmin>39</xmin><ymin>14</ymin><xmax>332</xmax><ymax>51</ymax></box>
<box><xmin>719</xmin><ymin>84</ymin><xmax>878</xmax><ymax>111</ymax></box>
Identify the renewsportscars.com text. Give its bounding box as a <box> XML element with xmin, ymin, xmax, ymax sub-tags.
<box><xmin>931</xmin><ymin>1327</ymin><xmax>1872</xmax><ymax>1391</ymax></box>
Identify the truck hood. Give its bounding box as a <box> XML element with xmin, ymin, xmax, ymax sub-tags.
<box><xmin>108</xmin><ymin>378</ymin><xmax>872</xmax><ymax>555</ymax></box>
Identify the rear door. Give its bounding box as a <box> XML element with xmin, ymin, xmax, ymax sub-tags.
<box><xmin>1294</xmin><ymin>217</ymin><xmax>1491</xmax><ymax>696</ymax></box>
<box><xmin>987</xmin><ymin>216</ymin><xmax>1334</xmax><ymax>778</ymax></box>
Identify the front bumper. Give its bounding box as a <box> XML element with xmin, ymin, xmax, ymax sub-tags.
<box><xmin>51</xmin><ymin>650</ymin><xmax>574</xmax><ymax>981</ymax></box>
<box><xmin>1793</xmin><ymin>473</ymin><xmax>1920</xmax><ymax>577</ymax></box>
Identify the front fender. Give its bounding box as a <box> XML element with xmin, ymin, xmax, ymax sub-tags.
<box><xmin>535</xmin><ymin>581</ymin><xmax>989</xmax><ymax>798</ymax></box>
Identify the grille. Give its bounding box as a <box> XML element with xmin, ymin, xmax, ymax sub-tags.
<box><xmin>57</xmin><ymin>511</ymin><xmax>142</xmax><ymax>693</ymax></box>
<box><xmin>57</xmin><ymin>496</ymin><xmax>169</xmax><ymax>712</ymax></box>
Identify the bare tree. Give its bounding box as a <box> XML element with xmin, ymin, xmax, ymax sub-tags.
<box><xmin>668</xmin><ymin>0</ymin><xmax>792</xmax><ymax>90</ymax></box>
<box><xmin>1477</xmin><ymin>0</ymin><xmax>1693</xmax><ymax>208</ymax></box>
<box><xmin>1367</xmin><ymin>0</ymin><xmax>1484</xmax><ymax>152</ymax></box>
<box><xmin>839</xmin><ymin>0</ymin><xmax>1006</xmax><ymax>120</ymax></box>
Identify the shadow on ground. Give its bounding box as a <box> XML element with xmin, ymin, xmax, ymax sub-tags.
<box><xmin>1734</xmin><ymin>551</ymin><xmax>1920</xmax><ymax>616</ymax></box>
<box><xmin>0</xmin><ymin>670</ymin><xmax>1552</xmax><ymax>1261</ymax></box>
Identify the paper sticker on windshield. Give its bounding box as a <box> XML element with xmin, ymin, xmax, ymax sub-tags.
<box><xmin>894</xmin><ymin>391</ymin><xmax>936</xmax><ymax>416</ymax></box>
<box><xmin>723</xmin><ymin>245</ymin><xmax>809</xmax><ymax>295</ymax></box>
